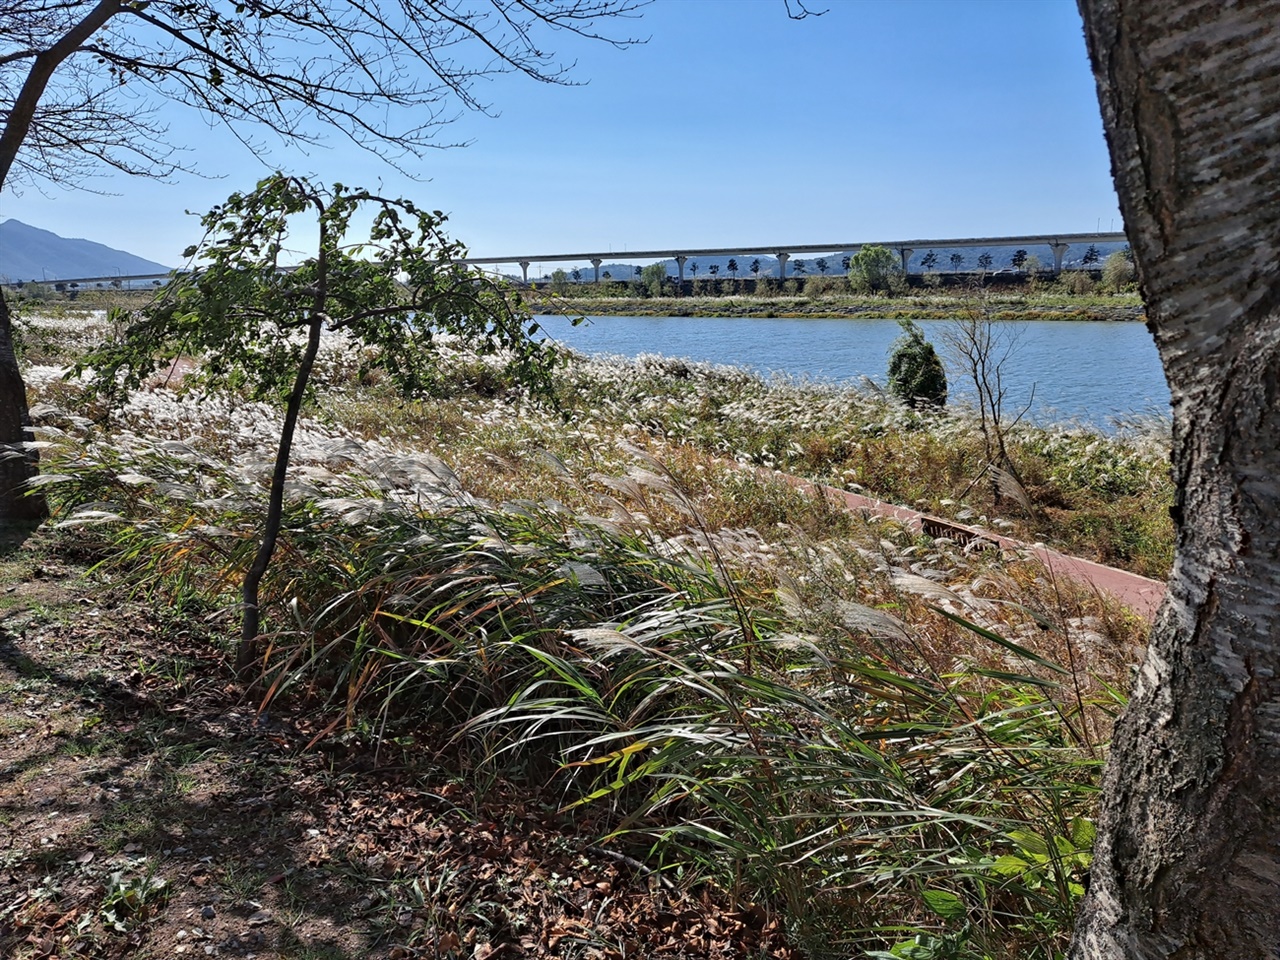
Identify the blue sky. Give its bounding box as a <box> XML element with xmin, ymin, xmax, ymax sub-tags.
<box><xmin>0</xmin><ymin>0</ymin><xmax>1121</xmax><ymax>268</ymax></box>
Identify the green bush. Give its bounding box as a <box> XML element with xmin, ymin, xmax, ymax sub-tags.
<box><xmin>848</xmin><ymin>244</ymin><xmax>906</xmax><ymax>295</ymax></box>
<box><xmin>887</xmin><ymin>319</ymin><xmax>947</xmax><ymax>408</ymax></box>
<box><xmin>640</xmin><ymin>261</ymin><xmax>669</xmax><ymax>297</ymax></box>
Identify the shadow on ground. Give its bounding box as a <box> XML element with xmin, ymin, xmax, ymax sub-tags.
<box><xmin>0</xmin><ymin>532</ymin><xmax>793</xmax><ymax>960</ymax></box>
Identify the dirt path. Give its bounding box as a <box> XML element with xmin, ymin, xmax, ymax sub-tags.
<box><xmin>778</xmin><ymin>474</ymin><xmax>1167</xmax><ymax>620</ymax></box>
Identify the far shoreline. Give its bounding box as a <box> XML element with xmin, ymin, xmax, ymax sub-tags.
<box><xmin>524</xmin><ymin>292</ymin><xmax>1145</xmax><ymax>324</ymax></box>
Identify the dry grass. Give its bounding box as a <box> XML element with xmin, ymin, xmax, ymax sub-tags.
<box><xmin>10</xmin><ymin>311</ymin><xmax>1160</xmax><ymax>957</ymax></box>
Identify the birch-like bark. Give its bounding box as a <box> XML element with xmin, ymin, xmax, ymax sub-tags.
<box><xmin>1071</xmin><ymin>1</ymin><xmax>1280</xmax><ymax>955</ymax></box>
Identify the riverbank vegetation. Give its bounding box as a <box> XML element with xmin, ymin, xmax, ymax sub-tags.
<box><xmin>523</xmin><ymin>282</ymin><xmax>1143</xmax><ymax>323</ymax></box>
<box><xmin>5</xmin><ymin>306</ymin><xmax>1168</xmax><ymax>959</ymax></box>
<box><xmin>521</xmin><ymin>252</ymin><xmax>1142</xmax><ymax>324</ymax></box>
<box><xmin>6</xmin><ymin>270</ymin><xmax>1145</xmax><ymax>326</ymax></box>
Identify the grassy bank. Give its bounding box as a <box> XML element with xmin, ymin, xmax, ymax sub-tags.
<box><xmin>4</xmin><ymin>308</ymin><xmax>1165</xmax><ymax>958</ymax></box>
<box><xmin>522</xmin><ymin>284</ymin><xmax>1145</xmax><ymax>323</ymax></box>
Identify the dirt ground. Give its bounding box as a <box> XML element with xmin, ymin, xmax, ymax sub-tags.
<box><xmin>1</xmin><ymin>526</ymin><xmax>796</xmax><ymax>960</ymax></box>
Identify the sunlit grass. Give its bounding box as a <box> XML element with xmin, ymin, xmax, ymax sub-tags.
<box><xmin>18</xmin><ymin>313</ymin><xmax>1157</xmax><ymax>957</ymax></box>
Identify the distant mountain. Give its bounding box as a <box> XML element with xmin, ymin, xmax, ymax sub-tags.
<box><xmin>0</xmin><ymin>219</ymin><xmax>170</xmax><ymax>282</ymax></box>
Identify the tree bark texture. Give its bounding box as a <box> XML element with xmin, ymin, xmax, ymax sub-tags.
<box><xmin>1072</xmin><ymin>1</ymin><xmax>1280</xmax><ymax>956</ymax></box>
<box><xmin>0</xmin><ymin>1</ymin><xmax>122</xmax><ymax>520</ymax></box>
<box><xmin>0</xmin><ymin>292</ymin><xmax>48</xmax><ymax>521</ymax></box>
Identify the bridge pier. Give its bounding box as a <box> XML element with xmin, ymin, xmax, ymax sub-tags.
<box><xmin>776</xmin><ymin>252</ymin><xmax>790</xmax><ymax>278</ymax></box>
<box><xmin>519</xmin><ymin>261</ymin><xmax>530</xmax><ymax>283</ymax></box>
<box><xmin>675</xmin><ymin>255</ymin><xmax>688</xmax><ymax>285</ymax></box>
<box><xmin>1049</xmin><ymin>242</ymin><xmax>1070</xmax><ymax>274</ymax></box>
<box><xmin>591</xmin><ymin>257</ymin><xmax>603</xmax><ymax>283</ymax></box>
<box><xmin>898</xmin><ymin>247</ymin><xmax>913</xmax><ymax>274</ymax></box>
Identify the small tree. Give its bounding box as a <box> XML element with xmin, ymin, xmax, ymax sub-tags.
<box><xmin>1081</xmin><ymin>244</ymin><xmax>1102</xmax><ymax>267</ymax></box>
<box><xmin>641</xmin><ymin>261</ymin><xmax>667</xmax><ymax>297</ymax></box>
<box><xmin>551</xmin><ymin>268</ymin><xmax>570</xmax><ymax>294</ymax></box>
<box><xmin>727</xmin><ymin>258</ymin><xmax>739</xmax><ymax>280</ymax></box>
<box><xmin>841</xmin><ymin>255</ymin><xmax>851</xmax><ymax>272</ymax></box>
<box><xmin>949</xmin><ymin>252</ymin><xmax>964</xmax><ymax>272</ymax></box>
<box><xmin>847</xmin><ymin>245</ymin><xmax>904</xmax><ymax>294</ymax></box>
<box><xmin>689</xmin><ymin>260</ymin><xmax>699</xmax><ymax>278</ymax></box>
<box><xmin>1010</xmin><ymin>249</ymin><xmax>1029</xmax><ymax>271</ymax></box>
<box><xmin>940</xmin><ymin>296</ymin><xmax>1032</xmax><ymax>508</ymax></box>
<box><xmin>977</xmin><ymin>251</ymin><xmax>994</xmax><ymax>272</ymax></box>
<box><xmin>887</xmin><ymin>320</ymin><xmax>947</xmax><ymax>408</ymax></box>
<box><xmin>793</xmin><ymin>259</ymin><xmax>806</xmax><ymax>275</ymax></box>
<box><xmin>708</xmin><ymin>263</ymin><xmax>720</xmax><ymax>278</ymax></box>
<box><xmin>750</xmin><ymin>258</ymin><xmax>761</xmax><ymax>276</ymax></box>
<box><xmin>78</xmin><ymin>174</ymin><xmax>556</xmax><ymax>670</ymax></box>
<box><xmin>919</xmin><ymin>251</ymin><xmax>939</xmax><ymax>272</ymax></box>
<box><xmin>816</xmin><ymin>257</ymin><xmax>829</xmax><ymax>275</ymax></box>
<box><xmin>570</xmin><ymin>267</ymin><xmax>582</xmax><ymax>283</ymax></box>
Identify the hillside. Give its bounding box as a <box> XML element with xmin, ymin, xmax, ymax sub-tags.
<box><xmin>0</xmin><ymin>218</ymin><xmax>170</xmax><ymax>282</ymax></box>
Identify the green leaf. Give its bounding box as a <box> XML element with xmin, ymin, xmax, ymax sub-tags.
<box><xmin>991</xmin><ymin>854</ymin><xmax>1030</xmax><ymax>877</ymax></box>
<box><xmin>1006</xmin><ymin>829</ymin><xmax>1050</xmax><ymax>857</ymax></box>
<box><xmin>921</xmin><ymin>888</ymin><xmax>966</xmax><ymax>921</ymax></box>
<box><xmin>1070</xmin><ymin>816</ymin><xmax>1097</xmax><ymax>850</ymax></box>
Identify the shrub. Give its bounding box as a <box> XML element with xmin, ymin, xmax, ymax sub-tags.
<box><xmin>887</xmin><ymin>319</ymin><xmax>947</xmax><ymax>408</ymax></box>
<box><xmin>848</xmin><ymin>244</ymin><xmax>906</xmax><ymax>295</ymax></box>
<box><xmin>1102</xmin><ymin>250</ymin><xmax>1135</xmax><ymax>293</ymax></box>
<box><xmin>1061</xmin><ymin>271</ymin><xmax>1096</xmax><ymax>295</ymax></box>
<box><xmin>640</xmin><ymin>261</ymin><xmax>668</xmax><ymax>297</ymax></box>
<box><xmin>802</xmin><ymin>275</ymin><xmax>842</xmax><ymax>296</ymax></box>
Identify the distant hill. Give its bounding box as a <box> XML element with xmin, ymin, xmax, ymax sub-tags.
<box><xmin>0</xmin><ymin>219</ymin><xmax>170</xmax><ymax>282</ymax></box>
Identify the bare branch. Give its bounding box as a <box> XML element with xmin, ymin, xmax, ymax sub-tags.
<box><xmin>783</xmin><ymin>0</ymin><xmax>826</xmax><ymax>20</ymax></box>
<box><xmin>1</xmin><ymin>0</ymin><xmax>650</xmax><ymax>189</ymax></box>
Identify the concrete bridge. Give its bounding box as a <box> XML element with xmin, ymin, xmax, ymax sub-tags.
<box><xmin>458</xmin><ymin>231</ymin><xmax>1129</xmax><ymax>284</ymax></box>
<box><xmin>2</xmin><ymin>232</ymin><xmax>1129</xmax><ymax>291</ymax></box>
<box><xmin>0</xmin><ymin>272</ymin><xmax>171</xmax><ymax>289</ymax></box>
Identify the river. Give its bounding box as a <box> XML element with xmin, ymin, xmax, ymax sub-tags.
<box><xmin>536</xmin><ymin>314</ymin><xmax>1170</xmax><ymax>431</ymax></box>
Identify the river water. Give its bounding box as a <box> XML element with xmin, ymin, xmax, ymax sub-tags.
<box><xmin>537</xmin><ymin>314</ymin><xmax>1170</xmax><ymax>431</ymax></box>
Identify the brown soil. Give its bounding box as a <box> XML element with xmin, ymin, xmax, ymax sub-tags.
<box><xmin>0</xmin><ymin>528</ymin><xmax>796</xmax><ymax>960</ymax></box>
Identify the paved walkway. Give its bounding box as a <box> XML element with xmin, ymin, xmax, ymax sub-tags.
<box><xmin>776</xmin><ymin>472</ymin><xmax>1167</xmax><ymax>621</ymax></box>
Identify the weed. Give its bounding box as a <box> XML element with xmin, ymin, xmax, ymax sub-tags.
<box><xmin>99</xmin><ymin>863</ymin><xmax>170</xmax><ymax>932</ymax></box>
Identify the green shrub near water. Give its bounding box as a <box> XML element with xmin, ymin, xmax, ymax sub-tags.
<box><xmin>887</xmin><ymin>319</ymin><xmax>948</xmax><ymax>408</ymax></box>
<box><xmin>847</xmin><ymin>244</ymin><xmax>907</xmax><ymax>295</ymax></box>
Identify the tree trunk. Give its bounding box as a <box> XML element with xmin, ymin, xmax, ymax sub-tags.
<box><xmin>0</xmin><ymin>0</ymin><xmax>122</xmax><ymax>522</ymax></box>
<box><xmin>237</xmin><ymin>208</ymin><xmax>329</xmax><ymax>673</ymax></box>
<box><xmin>237</xmin><ymin>315</ymin><xmax>324</xmax><ymax>672</ymax></box>
<box><xmin>0</xmin><ymin>292</ymin><xmax>48</xmax><ymax>521</ymax></box>
<box><xmin>1071</xmin><ymin>1</ymin><xmax>1280</xmax><ymax>955</ymax></box>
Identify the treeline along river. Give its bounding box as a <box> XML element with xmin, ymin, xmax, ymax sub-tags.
<box><xmin>538</xmin><ymin>314</ymin><xmax>1170</xmax><ymax>432</ymax></box>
